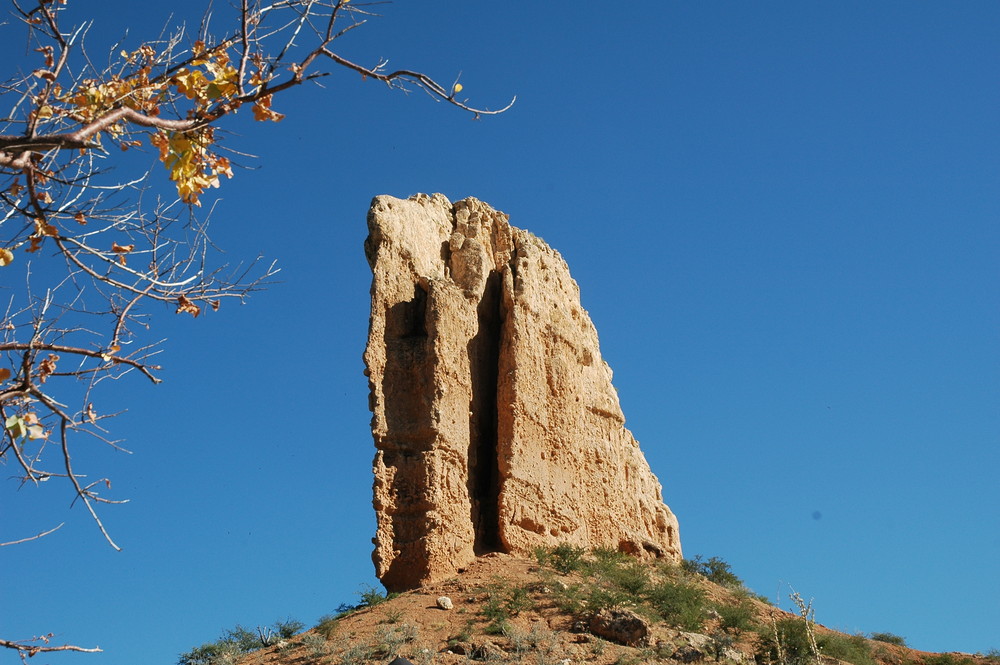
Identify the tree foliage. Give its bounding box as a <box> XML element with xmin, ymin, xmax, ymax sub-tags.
<box><xmin>0</xmin><ymin>0</ymin><xmax>511</xmax><ymax>659</ymax></box>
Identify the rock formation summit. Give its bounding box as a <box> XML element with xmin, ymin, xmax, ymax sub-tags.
<box><xmin>364</xmin><ymin>194</ymin><xmax>681</xmax><ymax>592</ymax></box>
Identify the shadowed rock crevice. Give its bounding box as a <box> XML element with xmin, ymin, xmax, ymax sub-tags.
<box><xmin>468</xmin><ymin>270</ymin><xmax>502</xmax><ymax>554</ymax></box>
<box><xmin>365</xmin><ymin>194</ymin><xmax>681</xmax><ymax>592</ymax></box>
<box><xmin>381</xmin><ymin>285</ymin><xmax>432</xmax><ymax>448</ymax></box>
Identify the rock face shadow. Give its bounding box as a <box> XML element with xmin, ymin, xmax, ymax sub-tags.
<box><xmin>365</xmin><ymin>193</ymin><xmax>681</xmax><ymax>592</ymax></box>
<box><xmin>467</xmin><ymin>270</ymin><xmax>502</xmax><ymax>555</ymax></box>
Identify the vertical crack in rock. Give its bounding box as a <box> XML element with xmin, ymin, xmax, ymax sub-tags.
<box><xmin>468</xmin><ymin>270</ymin><xmax>502</xmax><ymax>553</ymax></box>
<box><xmin>365</xmin><ymin>194</ymin><xmax>682</xmax><ymax>592</ymax></box>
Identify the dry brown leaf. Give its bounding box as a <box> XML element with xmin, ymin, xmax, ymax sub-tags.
<box><xmin>112</xmin><ymin>242</ymin><xmax>134</xmax><ymax>266</ymax></box>
<box><xmin>38</xmin><ymin>354</ymin><xmax>59</xmax><ymax>383</ymax></box>
<box><xmin>175</xmin><ymin>295</ymin><xmax>201</xmax><ymax>318</ymax></box>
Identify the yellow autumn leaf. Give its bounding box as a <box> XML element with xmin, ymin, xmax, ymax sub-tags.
<box><xmin>0</xmin><ymin>248</ymin><xmax>13</xmax><ymax>267</ymax></box>
<box><xmin>151</xmin><ymin>129</ymin><xmax>230</xmax><ymax>205</ymax></box>
<box><xmin>453</xmin><ymin>83</ymin><xmax>463</xmax><ymax>95</ymax></box>
<box><xmin>172</xmin><ymin>68</ymin><xmax>209</xmax><ymax>101</ymax></box>
<box><xmin>34</xmin><ymin>218</ymin><xmax>58</xmax><ymax>237</ymax></box>
<box><xmin>252</xmin><ymin>95</ymin><xmax>284</xmax><ymax>122</ymax></box>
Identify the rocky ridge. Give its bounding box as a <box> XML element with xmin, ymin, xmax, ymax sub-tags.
<box><xmin>232</xmin><ymin>551</ymin><xmax>993</xmax><ymax>665</ymax></box>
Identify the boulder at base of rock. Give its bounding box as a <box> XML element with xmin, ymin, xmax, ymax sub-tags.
<box><xmin>588</xmin><ymin>608</ymin><xmax>652</xmax><ymax>647</ymax></box>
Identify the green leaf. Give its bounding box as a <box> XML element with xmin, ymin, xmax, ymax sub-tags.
<box><xmin>5</xmin><ymin>415</ymin><xmax>27</xmax><ymax>439</ymax></box>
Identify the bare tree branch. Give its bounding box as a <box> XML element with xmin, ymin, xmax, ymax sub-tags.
<box><xmin>0</xmin><ymin>522</ymin><xmax>63</xmax><ymax>547</ymax></box>
<box><xmin>0</xmin><ymin>637</ymin><xmax>102</xmax><ymax>662</ymax></box>
<box><xmin>0</xmin><ymin>0</ymin><xmax>511</xmax><ymax>656</ymax></box>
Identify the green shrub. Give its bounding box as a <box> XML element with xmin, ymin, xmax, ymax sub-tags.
<box><xmin>326</xmin><ymin>585</ymin><xmax>400</xmax><ymax>621</ymax></box>
<box><xmin>591</xmin><ymin>547</ymin><xmax>631</xmax><ymax>566</ymax></box>
<box><xmin>871</xmin><ymin>632</ymin><xmax>907</xmax><ymax>647</ymax></box>
<box><xmin>177</xmin><ymin>642</ymin><xmax>241</xmax><ymax>665</ymax></box>
<box><xmin>481</xmin><ymin>580</ymin><xmax>534</xmax><ymax>634</ymax></box>
<box><xmin>585</xmin><ymin>585</ymin><xmax>634</xmax><ymax>614</ymax></box>
<box><xmin>507</xmin><ymin>624</ymin><xmax>558</xmax><ymax>656</ymax></box>
<box><xmin>358</xmin><ymin>584</ymin><xmax>396</xmax><ymax>608</ymax></box>
<box><xmin>483</xmin><ymin>619</ymin><xmax>510</xmax><ymax>636</ymax></box>
<box><xmin>549</xmin><ymin>543</ymin><xmax>587</xmax><ymax>574</ymax></box>
<box><xmin>682</xmin><ymin>555</ymin><xmax>745</xmax><ymax>588</ymax></box>
<box><xmin>924</xmin><ymin>655</ymin><xmax>976</xmax><ymax>665</ymax></box>
<box><xmin>448</xmin><ymin>620</ymin><xmax>475</xmax><ymax>646</ymax></box>
<box><xmin>339</xmin><ymin>642</ymin><xmax>372</xmax><ymax>665</ymax></box>
<box><xmin>301</xmin><ymin>633</ymin><xmax>329</xmax><ymax>657</ymax></box>
<box><xmin>715</xmin><ymin>598</ymin><xmax>757</xmax><ymax>634</ymax></box>
<box><xmin>373</xmin><ymin>623</ymin><xmax>419</xmax><ymax>658</ymax></box>
<box><xmin>272</xmin><ymin>618</ymin><xmax>305</xmax><ymax>639</ymax></box>
<box><xmin>382</xmin><ymin>607</ymin><xmax>405</xmax><ymax>624</ymax></box>
<box><xmin>599</xmin><ymin>559</ymin><xmax>651</xmax><ymax>595</ymax></box>
<box><xmin>550</xmin><ymin>581</ymin><xmax>587</xmax><ymax>615</ymax></box>
<box><xmin>315</xmin><ymin>614</ymin><xmax>340</xmax><ymax>638</ymax></box>
<box><xmin>177</xmin><ymin>623</ymin><xmax>267</xmax><ymax>665</ymax></box>
<box><xmin>548</xmin><ymin>550</ymin><xmax>651</xmax><ymax>616</ymax></box>
<box><xmin>754</xmin><ymin>618</ymin><xmax>816</xmax><ymax>665</ymax></box>
<box><xmin>222</xmin><ymin>625</ymin><xmax>259</xmax><ymax>651</ymax></box>
<box><xmin>818</xmin><ymin>633</ymin><xmax>875</xmax><ymax>665</ymax></box>
<box><xmin>644</xmin><ymin>578</ymin><xmax>707</xmax><ymax>631</ymax></box>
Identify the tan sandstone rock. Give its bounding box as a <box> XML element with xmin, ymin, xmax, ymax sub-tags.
<box><xmin>364</xmin><ymin>194</ymin><xmax>681</xmax><ymax>592</ymax></box>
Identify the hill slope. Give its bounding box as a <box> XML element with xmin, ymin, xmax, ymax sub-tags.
<box><xmin>217</xmin><ymin>549</ymin><xmax>995</xmax><ymax>665</ymax></box>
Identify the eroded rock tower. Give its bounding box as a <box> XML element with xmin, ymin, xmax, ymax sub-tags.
<box><xmin>364</xmin><ymin>194</ymin><xmax>681</xmax><ymax>591</ymax></box>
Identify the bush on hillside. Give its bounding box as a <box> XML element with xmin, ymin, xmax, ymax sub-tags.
<box><xmin>871</xmin><ymin>632</ymin><xmax>907</xmax><ymax>647</ymax></box>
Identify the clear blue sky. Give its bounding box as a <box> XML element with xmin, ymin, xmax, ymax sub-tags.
<box><xmin>2</xmin><ymin>1</ymin><xmax>998</xmax><ymax>662</ymax></box>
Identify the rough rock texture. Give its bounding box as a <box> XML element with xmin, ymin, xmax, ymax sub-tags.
<box><xmin>364</xmin><ymin>194</ymin><xmax>681</xmax><ymax>592</ymax></box>
<box><xmin>589</xmin><ymin>608</ymin><xmax>652</xmax><ymax>647</ymax></box>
